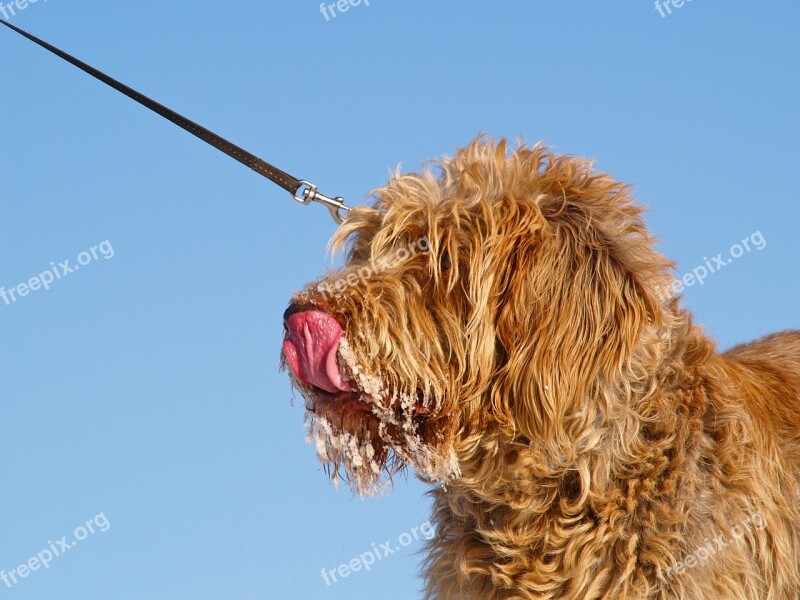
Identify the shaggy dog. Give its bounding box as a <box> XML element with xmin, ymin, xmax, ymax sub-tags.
<box><xmin>281</xmin><ymin>138</ymin><xmax>800</xmax><ymax>599</ymax></box>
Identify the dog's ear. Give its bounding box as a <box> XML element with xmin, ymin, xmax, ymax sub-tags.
<box><xmin>490</xmin><ymin>193</ymin><xmax>673</xmax><ymax>459</ymax></box>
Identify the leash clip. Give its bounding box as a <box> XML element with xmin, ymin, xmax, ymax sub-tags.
<box><xmin>293</xmin><ymin>181</ymin><xmax>350</xmax><ymax>224</ymax></box>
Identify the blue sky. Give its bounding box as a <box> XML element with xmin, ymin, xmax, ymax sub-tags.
<box><xmin>1</xmin><ymin>1</ymin><xmax>798</xmax><ymax>598</ymax></box>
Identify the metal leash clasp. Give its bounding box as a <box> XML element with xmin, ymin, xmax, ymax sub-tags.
<box><xmin>293</xmin><ymin>180</ymin><xmax>350</xmax><ymax>224</ymax></box>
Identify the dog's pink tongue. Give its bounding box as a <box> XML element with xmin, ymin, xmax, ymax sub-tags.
<box><xmin>283</xmin><ymin>311</ymin><xmax>352</xmax><ymax>394</ymax></box>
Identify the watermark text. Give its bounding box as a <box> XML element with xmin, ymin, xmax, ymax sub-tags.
<box><xmin>658</xmin><ymin>512</ymin><xmax>766</xmax><ymax>582</ymax></box>
<box><xmin>658</xmin><ymin>230</ymin><xmax>766</xmax><ymax>300</ymax></box>
<box><xmin>320</xmin><ymin>520</ymin><xmax>435</xmax><ymax>586</ymax></box>
<box><xmin>1</xmin><ymin>239</ymin><xmax>115</xmax><ymax>307</ymax></box>
<box><xmin>1</xmin><ymin>513</ymin><xmax>111</xmax><ymax>590</ymax></box>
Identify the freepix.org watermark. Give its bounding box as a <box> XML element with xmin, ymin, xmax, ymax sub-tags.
<box><xmin>1</xmin><ymin>513</ymin><xmax>111</xmax><ymax>590</ymax></box>
<box><xmin>657</xmin><ymin>230</ymin><xmax>766</xmax><ymax>301</ymax></box>
<box><xmin>320</xmin><ymin>520</ymin><xmax>435</xmax><ymax>586</ymax></box>
<box><xmin>317</xmin><ymin>236</ymin><xmax>429</xmax><ymax>302</ymax></box>
<box><xmin>1</xmin><ymin>239</ymin><xmax>115</xmax><ymax>307</ymax></box>
<box><xmin>654</xmin><ymin>0</ymin><xmax>694</xmax><ymax>18</ymax></box>
<box><xmin>0</xmin><ymin>0</ymin><xmax>47</xmax><ymax>21</ymax></box>
<box><xmin>658</xmin><ymin>512</ymin><xmax>766</xmax><ymax>582</ymax></box>
<box><xmin>319</xmin><ymin>0</ymin><xmax>370</xmax><ymax>21</ymax></box>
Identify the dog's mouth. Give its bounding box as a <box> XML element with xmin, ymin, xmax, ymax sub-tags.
<box><xmin>282</xmin><ymin>309</ymin><xmax>429</xmax><ymax>416</ymax></box>
<box><xmin>282</xmin><ymin>310</ymin><xmax>375</xmax><ymax>418</ymax></box>
<box><xmin>282</xmin><ymin>310</ymin><xmax>352</xmax><ymax>394</ymax></box>
<box><xmin>304</xmin><ymin>386</ymin><xmax>431</xmax><ymax>416</ymax></box>
<box><xmin>305</xmin><ymin>387</ymin><xmax>373</xmax><ymax>416</ymax></box>
<box><xmin>282</xmin><ymin>308</ymin><xmax>457</xmax><ymax>495</ymax></box>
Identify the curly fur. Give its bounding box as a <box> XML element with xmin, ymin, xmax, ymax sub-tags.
<box><xmin>283</xmin><ymin>137</ymin><xmax>800</xmax><ymax>599</ymax></box>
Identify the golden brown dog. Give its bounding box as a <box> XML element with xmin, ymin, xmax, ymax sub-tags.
<box><xmin>282</xmin><ymin>137</ymin><xmax>800</xmax><ymax>599</ymax></box>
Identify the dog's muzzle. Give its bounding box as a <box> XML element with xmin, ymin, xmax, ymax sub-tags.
<box><xmin>283</xmin><ymin>309</ymin><xmax>352</xmax><ymax>394</ymax></box>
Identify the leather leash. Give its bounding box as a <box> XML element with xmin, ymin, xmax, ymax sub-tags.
<box><xmin>0</xmin><ymin>19</ymin><xmax>350</xmax><ymax>224</ymax></box>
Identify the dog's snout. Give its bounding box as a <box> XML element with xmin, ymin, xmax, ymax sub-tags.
<box><xmin>282</xmin><ymin>309</ymin><xmax>351</xmax><ymax>393</ymax></box>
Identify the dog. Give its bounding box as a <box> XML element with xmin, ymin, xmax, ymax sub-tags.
<box><xmin>281</xmin><ymin>137</ymin><xmax>800</xmax><ymax>599</ymax></box>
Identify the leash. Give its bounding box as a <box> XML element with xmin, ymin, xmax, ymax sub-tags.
<box><xmin>0</xmin><ymin>20</ymin><xmax>350</xmax><ymax>224</ymax></box>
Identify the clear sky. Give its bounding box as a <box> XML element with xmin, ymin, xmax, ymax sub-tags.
<box><xmin>1</xmin><ymin>1</ymin><xmax>798</xmax><ymax>598</ymax></box>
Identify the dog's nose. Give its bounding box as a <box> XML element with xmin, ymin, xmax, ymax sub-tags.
<box><xmin>283</xmin><ymin>301</ymin><xmax>317</xmax><ymax>324</ymax></box>
<box><xmin>283</xmin><ymin>303</ymin><xmax>298</xmax><ymax>323</ymax></box>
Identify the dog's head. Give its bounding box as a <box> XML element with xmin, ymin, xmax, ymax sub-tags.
<box><xmin>282</xmin><ymin>137</ymin><xmax>676</xmax><ymax>495</ymax></box>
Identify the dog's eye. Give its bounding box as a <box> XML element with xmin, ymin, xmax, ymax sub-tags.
<box><xmin>440</xmin><ymin>251</ymin><xmax>452</xmax><ymax>272</ymax></box>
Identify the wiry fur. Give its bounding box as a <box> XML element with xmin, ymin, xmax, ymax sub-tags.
<box><xmin>283</xmin><ymin>137</ymin><xmax>800</xmax><ymax>599</ymax></box>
